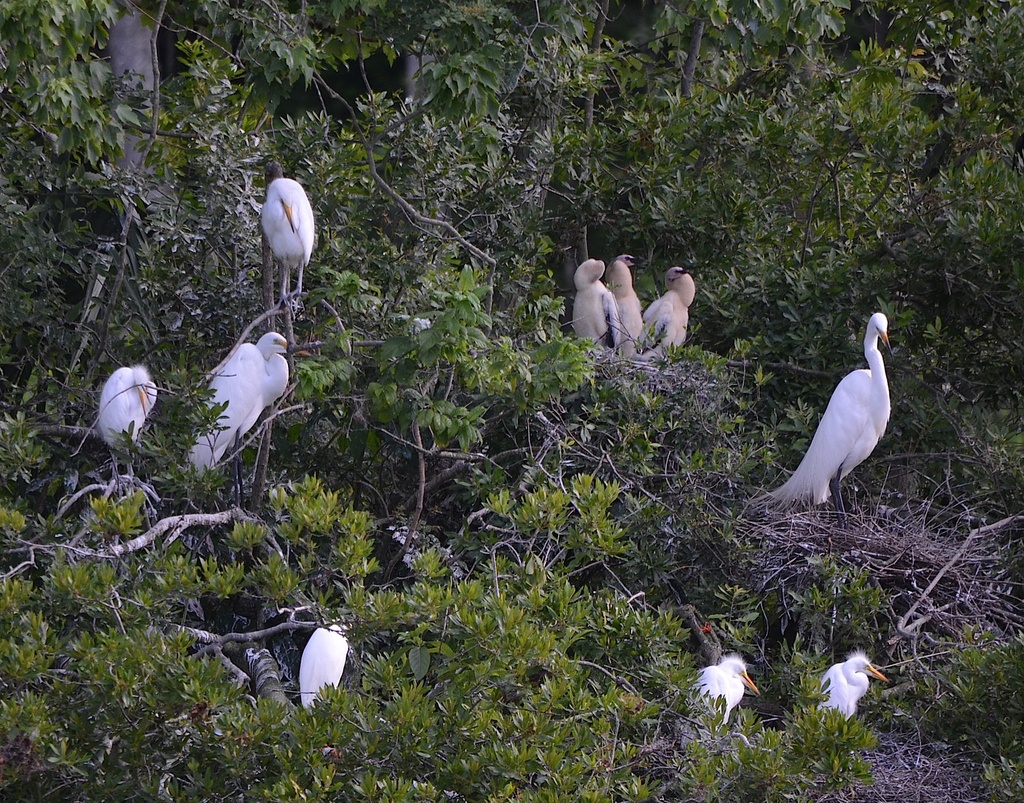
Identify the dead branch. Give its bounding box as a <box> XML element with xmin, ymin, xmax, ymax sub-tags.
<box><xmin>897</xmin><ymin>514</ymin><xmax>1024</xmax><ymax>639</ymax></box>
<box><xmin>103</xmin><ymin>508</ymin><xmax>257</xmax><ymax>558</ymax></box>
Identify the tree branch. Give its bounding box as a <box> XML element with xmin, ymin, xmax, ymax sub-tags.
<box><xmin>681</xmin><ymin>18</ymin><xmax>705</xmax><ymax>97</ymax></box>
<box><xmin>142</xmin><ymin>0</ymin><xmax>168</xmax><ymax>161</ymax></box>
<box><xmin>585</xmin><ymin>0</ymin><xmax>611</xmax><ymax>128</ymax></box>
<box><xmin>312</xmin><ymin>74</ymin><xmax>496</xmax><ymax>267</ymax></box>
<box><xmin>103</xmin><ymin>508</ymin><xmax>258</xmax><ymax>557</ymax></box>
<box><xmin>185</xmin><ymin>618</ymin><xmax>317</xmax><ymax>647</ymax></box>
<box><xmin>896</xmin><ymin>514</ymin><xmax>1024</xmax><ymax>639</ymax></box>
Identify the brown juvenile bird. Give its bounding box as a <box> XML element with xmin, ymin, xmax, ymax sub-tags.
<box><xmin>571</xmin><ymin>258</ymin><xmax>622</xmax><ymax>349</ymax></box>
<box><xmin>604</xmin><ymin>254</ymin><xmax>644</xmax><ymax>357</ymax></box>
<box><xmin>641</xmin><ymin>266</ymin><xmax>696</xmax><ymax>355</ymax></box>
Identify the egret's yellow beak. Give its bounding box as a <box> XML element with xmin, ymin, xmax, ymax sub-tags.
<box><xmin>880</xmin><ymin>330</ymin><xmax>891</xmax><ymax>354</ymax></box>
<box><xmin>282</xmin><ymin>200</ymin><xmax>297</xmax><ymax>233</ymax></box>
<box><xmin>137</xmin><ymin>387</ymin><xmax>150</xmax><ymax>411</ymax></box>
<box><xmin>741</xmin><ymin>671</ymin><xmax>760</xmax><ymax>695</ymax></box>
<box><xmin>867</xmin><ymin>664</ymin><xmax>889</xmax><ymax>683</ymax></box>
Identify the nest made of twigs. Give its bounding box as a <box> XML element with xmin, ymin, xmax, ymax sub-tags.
<box><xmin>814</xmin><ymin>728</ymin><xmax>988</xmax><ymax>803</ymax></box>
<box><xmin>743</xmin><ymin>502</ymin><xmax>1024</xmax><ymax>644</ymax></box>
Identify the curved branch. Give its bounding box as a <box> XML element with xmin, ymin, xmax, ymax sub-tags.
<box><xmin>184</xmin><ymin>618</ymin><xmax>318</xmax><ymax>647</ymax></box>
<box><xmin>312</xmin><ymin>74</ymin><xmax>496</xmax><ymax>267</ymax></box>
<box><xmin>105</xmin><ymin>508</ymin><xmax>257</xmax><ymax>557</ymax></box>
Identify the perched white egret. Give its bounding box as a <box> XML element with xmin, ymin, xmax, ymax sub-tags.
<box><xmin>765</xmin><ymin>312</ymin><xmax>891</xmax><ymax>525</ymax></box>
<box><xmin>640</xmin><ymin>266</ymin><xmax>696</xmax><ymax>355</ymax></box>
<box><xmin>299</xmin><ymin>626</ymin><xmax>350</xmax><ymax>708</ymax></box>
<box><xmin>820</xmin><ymin>651</ymin><xmax>888</xmax><ymax>717</ymax></box>
<box><xmin>189</xmin><ymin>332</ymin><xmax>289</xmax><ymax>470</ymax></box>
<box><xmin>571</xmin><ymin>258</ymin><xmax>622</xmax><ymax>349</ymax></box>
<box><xmin>604</xmin><ymin>254</ymin><xmax>644</xmax><ymax>357</ymax></box>
<box><xmin>96</xmin><ymin>365</ymin><xmax>157</xmax><ymax>446</ymax></box>
<box><xmin>262</xmin><ymin>161</ymin><xmax>315</xmax><ymax>304</ymax></box>
<box><xmin>696</xmin><ymin>654</ymin><xmax>760</xmax><ymax>722</ymax></box>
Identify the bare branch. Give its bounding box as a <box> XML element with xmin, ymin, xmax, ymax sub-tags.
<box><xmin>103</xmin><ymin>508</ymin><xmax>258</xmax><ymax>558</ymax></box>
<box><xmin>183</xmin><ymin>619</ymin><xmax>318</xmax><ymax>648</ymax></box>
<box><xmin>897</xmin><ymin>514</ymin><xmax>1024</xmax><ymax>637</ymax></box>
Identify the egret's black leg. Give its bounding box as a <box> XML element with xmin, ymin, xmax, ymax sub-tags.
<box><xmin>829</xmin><ymin>470</ymin><xmax>847</xmax><ymax>528</ymax></box>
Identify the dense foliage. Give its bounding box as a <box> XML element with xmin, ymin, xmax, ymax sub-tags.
<box><xmin>2</xmin><ymin>0</ymin><xmax>1023</xmax><ymax>799</ymax></box>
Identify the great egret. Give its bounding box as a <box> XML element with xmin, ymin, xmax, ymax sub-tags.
<box><xmin>189</xmin><ymin>332</ymin><xmax>289</xmax><ymax>470</ymax></box>
<box><xmin>299</xmin><ymin>626</ymin><xmax>350</xmax><ymax>708</ymax></box>
<box><xmin>820</xmin><ymin>651</ymin><xmax>888</xmax><ymax>717</ymax></box>
<box><xmin>262</xmin><ymin>162</ymin><xmax>315</xmax><ymax>305</ymax></box>
<box><xmin>640</xmin><ymin>266</ymin><xmax>696</xmax><ymax>355</ymax></box>
<box><xmin>571</xmin><ymin>258</ymin><xmax>621</xmax><ymax>349</ymax></box>
<box><xmin>696</xmin><ymin>654</ymin><xmax>760</xmax><ymax>722</ymax></box>
<box><xmin>604</xmin><ymin>254</ymin><xmax>643</xmax><ymax>357</ymax></box>
<box><xmin>97</xmin><ymin>365</ymin><xmax>157</xmax><ymax>446</ymax></box>
<box><xmin>765</xmin><ymin>312</ymin><xmax>891</xmax><ymax>525</ymax></box>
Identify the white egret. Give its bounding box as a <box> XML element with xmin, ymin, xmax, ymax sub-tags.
<box><xmin>96</xmin><ymin>365</ymin><xmax>157</xmax><ymax>446</ymax></box>
<box><xmin>696</xmin><ymin>653</ymin><xmax>760</xmax><ymax>722</ymax></box>
<box><xmin>262</xmin><ymin>161</ymin><xmax>315</xmax><ymax>305</ymax></box>
<box><xmin>299</xmin><ymin>626</ymin><xmax>350</xmax><ymax>708</ymax></box>
<box><xmin>189</xmin><ymin>332</ymin><xmax>289</xmax><ymax>470</ymax></box>
<box><xmin>640</xmin><ymin>266</ymin><xmax>696</xmax><ymax>355</ymax></box>
<box><xmin>820</xmin><ymin>651</ymin><xmax>888</xmax><ymax>717</ymax></box>
<box><xmin>604</xmin><ymin>254</ymin><xmax>643</xmax><ymax>357</ymax></box>
<box><xmin>765</xmin><ymin>312</ymin><xmax>891</xmax><ymax>526</ymax></box>
<box><xmin>571</xmin><ymin>258</ymin><xmax>622</xmax><ymax>349</ymax></box>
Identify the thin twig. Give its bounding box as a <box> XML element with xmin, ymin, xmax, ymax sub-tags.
<box><xmin>897</xmin><ymin>514</ymin><xmax>1023</xmax><ymax>637</ymax></box>
<box><xmin>142</xmin><ymin>0</ymin><xmax>168</xmax><ymax>161</ymax></box>
<box><xmin>386</xmin><ymin>422</ymin><xmax>427</xmax><ymax>580</ymax></box>
<box><xmin>312</xmin><ymin>74</ymin><xmax>496</xmax><ymax>267</ymax></box>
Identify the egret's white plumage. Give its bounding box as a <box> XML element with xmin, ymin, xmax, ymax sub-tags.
<box><xmin>641</xmin><ymin>266</ymin><xmax>696</xmax><ymax>355</ymax></box>
<box><xmin>696</xmin><ymin>654</ymin><xmax>760</xmax><ymax>722</ymax></box>
<box><xmin>605</xmin><ymin>254</ymin><xmax>643</xmax><ymax>357</ymax></box>
<box><xmin>820</xmin><ymin>651</ymin><xmax>888</xmax><ymax>717</ymax></box>
<box><xmin>299</xmin><ymin>626</ymin><xmax>350</xmax><ymax>708</ymax></box>
<box><xmin>262</xmin><ymin>162</ymin><xmax>314</xmax><ymax>302</ymax></box>
<box><xmin>571</xmin><ymin>258</ymin><xmax>622</xmax><ymax>349</ymax></box>
<box><xmin>189</xmin><ymin>332</ymin><xmax>289</xmax><ymax>470</ymax></box>
<box><xmin>766</xmin><ymin>313</ymin><xmax>891</xmax><ymax>520</ymax></box>
<box><xmin>97</xmin><ymin>365</ymin><xmax>157</xmax><ymax>446</ymax></box>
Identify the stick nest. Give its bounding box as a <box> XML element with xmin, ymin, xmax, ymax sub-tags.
<box><xmin>815</xmin><ymin>729</ymin><xmax>987</xmax><ymax>802</ymax></box>
<box><xmin>742</xmin><ymin>503</ymin><xmax>1024</xmax><ymax>643</ymax></box>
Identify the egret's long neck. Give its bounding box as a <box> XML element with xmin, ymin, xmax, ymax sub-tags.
<box><xmin>864</xmin><ymin>329</ymin><xmax>889</xmax><ymax>405</ymax></box>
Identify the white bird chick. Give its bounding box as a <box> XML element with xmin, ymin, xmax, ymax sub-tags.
<box><xmin>696</xmin><ymin>653</ymin><xmax>760</xmax><ymax>722</ymax></box>
<box><xmin>571</xmin><ymin>258</ymin><xmax>622</xmax><ymax>349</ymax></box>
<box><xmin>765</xmin><ymin>312</ymin><xmax>891</xmax><ymax>526</ymax></box>
<box><xmin>820</xmin><ymin>651</ymin><xmax>888</xmax><ymax>717</ymax></box>
<box><xmin>604</xmin><ymin>254</ymin><xmax>643</xmax><ymax>357</ymax></box>
<box><xmin>262</xmin><ymin>161</ymin><xmax>315</xmax><ymax>304</ymax></box>
<box><xmin>299</xmin><ymin>626</ymin><xmax>350</xmax><ymax>709</ymax></box>
<box><xmin>641</xmin><ymin>266</ymin><xmax>696</xmax><ymax>355</ymax></box>
<box><xmin>97</xmin><ymin>365</ymin><xmax>157</xmax><ymax>446</ymax></box>
<box><xmin>189</xmin><ymin>332</ymin><xmax>290</xmax><ymax>470</ymax></box>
